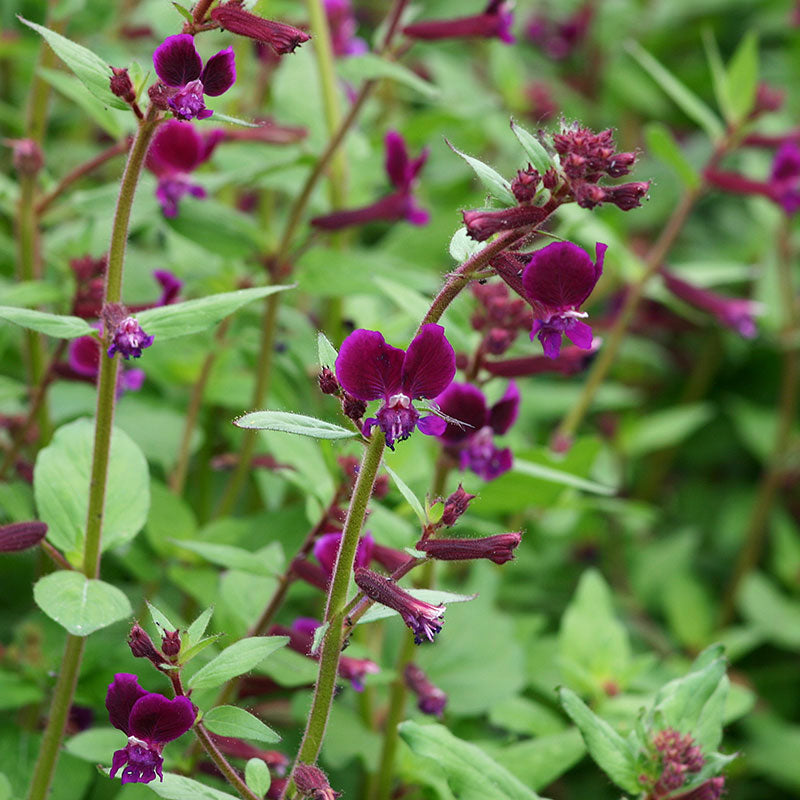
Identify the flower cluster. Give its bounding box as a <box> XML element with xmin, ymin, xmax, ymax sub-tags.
<box><xmin>106</xmin><ymin>674</ymin><xmax>195</xmax><ymax>784</ymax></box>
<box><xmin>335</xmin><ymin>324</ymin><xmax>456</xmax><ymax>449</ymax></box>
<box><xmin>312</xmin><ymin>131</ymin><xmax>429</xmax><ymax>229</ymax></box>
<box><xmin>648</xmin><ymin>729</ymin><xmax>708</xmax><ymax>798</ymax></box>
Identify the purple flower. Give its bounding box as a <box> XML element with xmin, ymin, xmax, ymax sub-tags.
<box><xmin>462</xmin><ymin>206</ymin><xmax>549</xmax><ymax>242</ymax></box>
<box><xmin>522</xmin><ymin>241</ymin><xmax>607</xmax><ymax>359</ymax></box>
<box><xmin>354</xmin><ymin>568</ymin><xmax>445</xmax><ymax>644</ymax></box>
<box><xmin>434</xmin><ymin>382</ymin><xmax>520</xmax><ymax>480</ymax></box>
<box><xmin>661</xmin><ymin>270</ymin><xmax>759</xmax><ymax>338</ymax></box>
<box><xmin>0</xmin><ymin>520</ymin><xmax>48</xmax><ymax>553</ymax></box>
<box><xmin>404</xmin><ymin>663</ymin><xmax>448</xmax><ymax>716</ymax></box>
<box><xmin>147</xmin><ymin>120</ymin><xmax>223</xmax><ymax>217</ymax></box>
<box><xmin>154</xmin><ymin>270</ymin><xmax>182</xmax><ymax>306</ymax></box>
<box><xmin>153</xmin><ymin>34</ymin><xmax>236</xmax><ymax>121</ymax></box>
<box><xmin>335</xmin><ymin>324</ymin><xmax>456</xmax><ymax>449</ymax></box>
<box><xmin>416</xmin><ymin>532</ymin><xmax>522</xmax><ymax>564</ymax></box>
<box><xmin>312</xmin><ymin>131</ymin><xmax>429</xmax><ymax>230</ymax></box>
<box><xmin>294</xmin><ymin>763</ymin><xmax>340</xmax><ymax>800</ymax></box>
<box><xmin>403</xmin><ymin>1</ymin><xmax>515</xmax><ymax>44</ymax></box>
<box><xmin>325</xmin><ymin>0</ymin><xmax>368</xmax><ymax>57</ymax></box>
<box><xmin>108</xmin><ymin>317</ymin><xmax>155</xmax><ymax>360</ymax></box>
<box><xmin>313</xmin><ymin>531</ymin><xmax>374</xmax><ymax>579</ymax></box>
<box><xmin>526</xmin><ymin>4</ymin><xmax>593</xmax><ymax>60</ymax></box>
<box><xmin>106</xmin><ymin>673</ymin><xmax>195</xmax><ymax>784</ymax></box>
<box><xmin>68</xmin><ymin>328</ymin><xmax>145</xmax><ymax>394</ymax></box>
<box><xmin>210</xmin><ymin>4</ymin><xmax>310</xmax><ymax>55</ymax></box>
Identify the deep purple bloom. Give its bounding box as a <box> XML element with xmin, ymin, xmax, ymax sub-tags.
<box><xmin>68</xmin><ymin>328</ymin><xmax>145</xmax><ymax>394</ymax></box>
<box><xmin>312</xmin><ymin>131</ymin><xmax>429</xmax><ymax>229</ymax></box>
<box><xmin>106</xmin><ymin>673</ymin><xmax>195</xmax><ymax>784</ymax></box>
<box><xmin>153</xmin><ymin>34</ymin><xmax>236</xmax><ymax>121</ymax></box>
<box><xmin>434</xmin><ymin>382</ymin><xmax>519</xmax><ymax>480</ymax></box>
<box><xmin>325</xmin><ymin>0</ymin><xmax>367</xmax><ymax>57</ymax></box>
<box><xmin>416</xmin><ymin>532</ymin><xmax>522</xmax><ymax>564</ymax></box>
<box><xmin>355</xmin><ymin>568</ymin><xmax>445</xmax><ymax>644</ymax></box>
<box><xmin>147</xmin><ymin>120</ymin><xmax>223</xmax><ymax>217</ymax></box>
<box><xmin>404</xmin><ymin>663</ymin><xmax>448</xmax><ymax>716</ymax></box>
<box><xmin>108</xmin><ymin>317</ymin><xmax>155</xmax><ymax>360</ymax></box>
<box><xmin>522</xmin><ymin>241</ymin><xmax>607</xmax><ymax>359</ymax></box>
<box><xmin>313</xmin><ymin>531</ymin><xmax>374</xmax><ymax>579</ymax></box>
<box><xmin>335</xmin><ymin>325</ymin><xmax>456</xmax><ymax>449</ymax></box>
<box><xmin>403</xmin><ymin>1</ymin><xmax>515</xmax><ymax>44</ymax></box>
<box><xmin>661</xmin><ymin>270</ymin><xmax>759</xmax><ymax>338</ymax></box>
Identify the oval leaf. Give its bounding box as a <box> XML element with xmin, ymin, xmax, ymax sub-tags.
<box><xmin>0</xmin><ymin>306</ymin><xmax>95</xmax><ymax>339</ymax></box>
<box><xmin>33</xmin><ymin>572</ymin><xmax>131</xmax><ymax>636</ymax></box>
<box><xmin>245</xmin><ymin>758</ymin><xmax>271</xmax><ymax>797</ymax></box>
<box><xmin>202</xmin><ymin>705</ymin><xmax>281</xmax><ymax>744</ymax></box>
<box><xmin>187</xmin><ymin>636</ymin><xmax>289</xmax><ymax>690</ymax></box>
<box><xmin>234</xmin><ymin>411</ymin><xmax>357</xmax><ymax>440</ymax></box>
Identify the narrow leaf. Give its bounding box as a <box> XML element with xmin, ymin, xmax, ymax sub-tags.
<box><xmin>187</xmin><ymin>636</ymin><xmax>288</xmax><ymax>690</ymax></box>
<box><xmin>317</xmin><ymin>331</ymin><xmax>339</xmax><ymax>369</ymax></box>
<box><xmin>202</xmin><ymin>705</ymin><xmax>281</xmax><ymax>744</ymax></box>
<box><xmin>147</xmin><ymin>601</ymin><xmax>176</xmax><ymax>632</ymax></box>
<box><xmin>175</xmin><ymin>540</ymin><xmax>283</xmax><ymax>576</ymax></box>
<box><xmin>513</xmin><ymin>459</ymin><xmax>615</xmax><ymax>495</ymax></box>
<box><xmin>644</xmin><ymin>122</ymin><xmax>700</xmax><ymax>189</ymax></box>
<box><xmin>383</xmin><ymin>463</ymin><xmax>426</xmax><ymax>524</ymax></box>
<box><xmin>447</xmin><ymin>140</ymin><xmax>517</xmax><ymax>206</ymax></box>
<box><xmin>725</xmin><ymin>31</ymin><xmax>759</xmax><ymax>121</ymax></box>
<box><xmin>186</xmin><ymin>606</ymin><xmax>214</xmax><ymax>645</ymax></box>
<box><xmin>234</xmin><ymin>411</ymin><xmax>357</xmax><ymax>440</ymax></box>
<box><xmin>510</xmin><ymin>120</ymin><xmax>554</xmax><ymax>174</ymax></box>
<box><xmin>0</xmin><ymin>305</ymin><xmax>95</xmax><ymax>339</ymax></box>
<box><xmin>337</xmin><ymin>53</ymin><xmax>438</xmax><ymax>98</ymax></box>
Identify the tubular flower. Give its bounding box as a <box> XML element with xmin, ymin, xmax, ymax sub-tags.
<box><xmin>404</xmin><ymin>663</ymin><xmax>448</xmax><ymax>716</ymax></box>
<box><xmin>417</xmin><ymin>532</ymin><xmax>522</xmax><ymax>564</ymax></box>
<box><xmin>434</xmin><ymin>382</ymin><xmax>520</xmax><ymax>480</ymax></box>
<box><xmin>325</xmin><ymin>0</ymin><xmax>367</xmax><ymax>57</ymax></box>
<box><xmin>152</xmin><ymin>34</ymin><xmax>236</xmax><ymax>121</ymax></box>
<box><xmin>355</xmin><ymin>568</ymin><xmax>445</xmax><ymax>644</ymax></box>
<box><xmin>522</xmin><ymin>241</ymin><xmax>607</xmax><ymax>359</ymax></box>
<box><xmin>403</xmin><ymin>1</ymin><xmax>515</xmax><ymax>44</ymax></box>
<box><xmin>312</xmin><ymin>131</ymin><xmax>429</xmax><ymax>229</ymax></box>
<box><xmin>108</xmin><ymin>317</ymin><xmax>154</xmax><ymax>360</ymax></box>
<box><xmin>335</xmin><ymin>325</ymin><xmax>456</xmax><ymax>449</ymax></box>
<box><xmin>210</xmin><ymin>3</ymin><xmax>310</xmax><ymax>55</ymax></box>
<box><xmin>146</xmin><ymin>120</ymin><xmax>223</xmax><ymax>217</ymax></box>
<box><xmin>313</xmin><ymin>531</ymin><xmax>374</xmax><ymax>580</ymax></box>
<box><xmin>106</xmin><ymin>673</ymin><xmax>195</xmax><ymax>784</ymax></box>
<box><xmin>0</xmin><ymin>521</ymin><xmax>48</xmax><ymax>552</ymax></box>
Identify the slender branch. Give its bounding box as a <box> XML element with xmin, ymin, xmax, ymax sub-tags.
<box><xmin>41</xmin><ymin>540</ymin><xmax>73</xmax><ymax>571</ymax></box>
<box><xmin>283</xmin><ymin>434</ymin><xmax>385</xmax><ymax>797</ymax></box>
<box><xmin>36</xmin><ymin>137</ymin><xmax>132</xmax><ymax>216</ymax></box>
<box><xmin>194</xmin><ymin>724</ymin><xmax>262</xmax><ymax>800</ymax></box>
<box><xmin>191</xmin><ymin>0</ymin><xmax>215</xmax><ymax>24</ymax></box>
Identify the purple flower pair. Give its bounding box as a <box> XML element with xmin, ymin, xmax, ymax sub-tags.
<box><xmin>435</xmin><ymin>382</ymin><xmax>520</xmax><ymax>480</ymax></box>
<box><xmin>312</xmin><ymin>131</ymin><xmax>429</xmax><ymax>230</ymax></box>
<box><xmin>106</xmin><ymin>673</ymin><xmax>195</xmax><ymax>784</ymax></box>
<box><xmin>522</xmin><ymin>241</ymin><xmax>607</xmax><ymax>359</ymax></box>
<box><xmin>153</xmin><ymin>35</ymin><xmax>236</xmax><ymax>121</ymax></box>
<box><xmin>147</xmin><ymin>120</ymin><xmax>224</xmax><ymax>217</ymax></box>
<box><xmin>335</xmin><ymin>324</ymin><xmax>456</xmax><ymax>449</ymax></box>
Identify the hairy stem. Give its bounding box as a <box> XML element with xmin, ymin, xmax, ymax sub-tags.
<box><xmin>284</xmin><ymin>433</ymin><xmax>385</xmax><ymax>795</ymax></box>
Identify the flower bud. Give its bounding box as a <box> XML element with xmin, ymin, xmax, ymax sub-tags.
<box><xmin>542</xmin><ymin>168</ymin><xmax>559</xmax><ymax>190</ymax></box>
<box><xmin>606</xmin><ymin>151</ymin><xmax>637</xmax><ymax>178</ymax></box>
<box><xmin>293</xmin><ymin>762</ymin><xmax>340</xmax><ymax>799</ymax></box>
<box><xmin>128</xmin><ymin>624</ymin><xmax>164</xmax><ymax>666</ymax></box>
<box><xmin>211</xmin><ymin>4</ymin><xmax>311</xmax><ymax>55</ymax></box>
<box><xmin>510</xmin><ymin>166</ymin><xmax>540</xmax><ymax>202</ymax></box>
<box><xmin>603</xmin><ymin>180</ymin><xmax>650</xmax><ymax>210</ymax></box>
<box><xmin>147</xmin><ymin>82</ymin><xmax>171</xmax><ymax>110</ymax></box>
<box><xmin>441</xmin><ymin>484</ymin><xmax>476</xmax><ymax>526</ymax></box>
<box><xmin>462</xmin><ymin>205</ymin><xmax>548</xmax><ymax>242</ymax></box>
<box><xmin>109</xmin><ymin>67</ymin><xmax>136</xmax><ymax>103</ymax></box>
<box><xmin>161</xmin><ymin>629</ymin><xmax>181</xmax><ymax>657</ymax></box>
<box><xmin>341</xmin><ymin>392</ymin><xmax>367</xmax><ymax>423</ymax></box>
<box><xmin>11</xmin><ymin>139</ymin><xmax>44</xmax><ymax>176</ymax></box>
<box><xmin>0</xmin><ymin>520</ymin><xmax>48</xmax><ymax>552</ymax></box>
<box><xmin>318</xmin><ymin>367</ymin><xmax>340</xmax><ymax>395</ymax></box>
<box><xmin>416</xmin><ymin>532</ymin><xmax>521</xmax><ymax>564</ymax></box>
<box><xmin>404</xmin><ymin>663</ymin><xmax>448</xmax><ymax>716</ymax></box>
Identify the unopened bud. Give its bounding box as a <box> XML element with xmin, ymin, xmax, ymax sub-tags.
<box><xmin>0</xmin><ymin>520</ymin><xmax>48</xmax><ymax>552</ymax></box>
<box><xmin>128</xmin><ymin>624</ymin><xmax>163</xmax><ymax>665</ymax></box>
<box><xmin>416</xmin><ymin>532</ymin><xmax>521</xmax><ymax>564</ymax></box>
<box><xmin>293</xmin><ymin>762</ymin><xmax>340</xmax><ymax>799</ymax></box>
<box><xmin>318</xmin><ymin>367</ymin><xmax>340</xmax><ymax>395</ymax></box>
<box><xmin>462</xmin><ymin>205</ymin><xmax>548</xmax><ymax>242</ymax></box>
<box><xmin>109</xmin><ymin>67</ymin><xmax>136</xmax><ymax>103</ymax></box>
<box><xmin>510</xmin><ymin>166</ymin><xmax>540</xmax><ymax>203</ymax></box>
<box><xmin>211</xmin><ymin>4</ymin><xmax>311</xmax><ymax>55</ymax></box>
<box><xmin>341</xmin><ymin>392</ymin><xmax>367</xmax><ymax>423</ymax></box>
<box><xmin>606</xmin><ymin>151</ymin><xmax>637</xmax><ymax>178</ymax></box>
<box><xmin>441</xmin><ymin>484</ymin><xmax>476</xmax><ymax>526</ymax></box>
<box><xmin>542</xmin><ymin>168</ymin><xmax>559</xmax><ymax>190</ymax></box>
<box><xmin>11</xmin><ymin>139</ymin><xmax>43</xmax><ymax>176</ymax></box>
<box><xmin>147</xmin><ymin>83</ymin><xmax>170</xmax><ymax>110</ymax></box>
<box><xmin>603</xmin><ymin>180</ymin><xmax>650</xmax><ymax>211</ymax></box>
<box><xmin>161</xmin><ymin>629</ymin><xmax>181</xmax><ymax>657</ymax></box>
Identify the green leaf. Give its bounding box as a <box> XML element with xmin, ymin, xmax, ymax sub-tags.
<box><xmin>725</xmin><ymin>31</ymin><xmax>759</xmax><ymax>121</ymax></box>
<box><xmin>186</xmin><ymin>606</ymin><xmax>214</xmax><ymax>645</ymax></box>
<box><xmin>64</xmin><ymin>728</ymin><xmax>125</xmax><ymax>764</ymax></box>
<box><xmin>383</xmin><ymin>463</ymin><xmax>426</xmax><ymax>525</ymax></box>
<box><xmin>737</xmin><ymin>572</ymin><xmax>800</xmax><ymax>650</ymax></box>
<box><xmin>135</xmin><ymin>286</ymin><xmax>292</xmax><ymax>341</ymax></box>
<box><xmin>621</xmin><ymin>403</ymin><xmax>714</xmax><ymax>458</ymax></box>
<box><xmin>644</xmin><ymin>122</ymin><xmax>700</xmax><ymax>189</ymax></box>
<box><xmin>179</xmin><ymin>634</ymin><xmax>225</xmax><ymax>665</ymax></box>
<box><xmin>0</xmin><ymin>280</ymin><xmax>63</xmax><ymax>308</ymax></box>
<box><xmin>447</xmin><ymin>140</ymin><xmax>517</xmax><ymax>206</ymax></box>
<box><xmin>0</xmin><ymin>306</ymin><xmax>95</xmax><ymax>339</ymax></box>
<box><xmin>209</xmin><ymin>112</ymin><xmax>262</xmax><ymax>128</ymax></box>
<box><xmin>34</xmin><ymin>419</ymin><xmax>150</xmax><ymax>559</ymax></box>
<box><xmin>234</xmin><ymin>411</ymin><xmax>357</xmax><ymax>440</ymax></box>
<box><xmin>175</xmin><ymin>540</ymin><xmax>283</xmax><ymax>576</ymax></box>
<box><xmin>358</xmin><ymin>590</ymin><xmax>476</xmax><ymax>624</ymax></box>
<box><xmin>0</xmin><ymin>773</ymin><xmax>10</xmax><ymax>800</ymax></box>
<box><xmin>165</xmin><ymin>198</ymin><xmax>263</xmax><ymax>257</ymax></box>
<box><xmin>17</xmin><ymin>17</ymin><xmax>128</xmax><ymax>110</ymax></box>
<box><xmin>702</xmin><ymin>28</ymin><xmax>729</xmax><ymax>120</ymax></box>
<box><xmin>187</xmin><ymin>636</ymin><xmax>289</xmax><ymax>690</ymax></box>
<box><xmin>172</xmin><ymin>2</ymin><xmax>193</xmax><ymax>22</ymax></box>
<box><xmin>558</xmin><ymin>687</ymin><xmax>641</xmax><ymax>794</ymax></box>
<box><xmin>449</xmin><ymin>226</ymin><xmax>485</xmax><ymax>262</ymax></box>
<box><xmin>337</xmin><ymin>53</ymin><xmax>438</xmax><ymax>98</ymax></box>
<box><xmin>399</xmin><ymin>721</ymin><xmax>541</xmax><ymax>800</ymax></box>
<box><xmin>625</xmin><ymin>40</ymin><xmax>724</xmax><ymax>141</ymax></box>
<box><xmin>33</xmin><ymin>572</ymin><xmax>131</xmax><ymax>636</ymax></box>
<box><xmin>202</xmin><ymin>705</ymin><xmax>281</xmax><ymax>744</ymax></box>
<box><xmin>147</xmin><ymin>601</ymin><xmax>176</xmax><ymax>633</ymax></box>
<box><xmin>245</xmin><ymin>758</ymin><xmax>271</xmax><ymax>796</ymax></box>
<box><xmin>510</xmin><ymin>119</ymin><xmax>554</xmax><ymax>174</ymax></box>
<box><xmin>513</xmin><ymin>459</ymin><xmax>615</xmax><ymax>495</ymax></box>
<box><xmin>317</xmin><ymin>331</ymin><xmax>338</xmax><ymax>369</ymax></box>
<box><xmin>134</xmin><ymin>772</ymin><xmax>240</xmax><ymax>799</ymax></box>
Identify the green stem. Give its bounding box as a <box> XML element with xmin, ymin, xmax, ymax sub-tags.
<box><xmin>286</xmin><ymin>433</ymin><xmax>385</xmax><ymax>792</ymax></box>
<box><xmin>554</xmin><ymin>187</ymin><xmax>701</xmax><ymax>444</ymax></box>
<box><xmin>25</xmin><ymin>635</ymin><xmax>85</xmax><ymax>800</ymax></box>
<box><xmin>194</xmin><ymin>724</ymin><xmax>262</xmax><ymax>800</ymax></box>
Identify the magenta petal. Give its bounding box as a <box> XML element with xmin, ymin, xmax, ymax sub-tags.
<box><xmin>69</xmin><ymin>335</ymin><xmax>101</xmax><ymax>377</ymax></box>
<box><xmin>313</xmin><ymin>532</ymin><xmax>342</xmax><ymax>577</ymax></box>
<box><xmin>201</xmin><ymin>47</ymin><xmax>236</xmax><ymax>96</ymax></box>
<box><xmin>106</xmin><ymin>673</ymin><xmax>148</xmax><ymax>735</ymax></box>
<box><xmin>593</xmin><ymin>242</ymin><xmax>607</xmax><ymax>285</ymax></box>
<box><xmin>417</xmin><ymin>415</ymin><xmax>447</xmax><ymax>436</ymax></box>
<box><xmin>147</xmin><ymin>120</ymin><xmax>204</xmax><ymax>175</ymax></box>
<box><xmin>401</xmin><ymin>324</ymin><xmax>456</xmax><ymax>400</ymax></box>
<box><xmin>488</xmin><ymin>381</ymin><xmax>520</xmax><ymax>435</ymax></box>
<box><xmin>434</xmin><ymin>382</ymin><xmax>488</xmax><ymax>443</ymax></box>
<box><xmin>406</xmin><ymin>202</ymin><xmax>430</xmax><ymax>226</ymax></box>
<box><xmin>153</xmin><ymin>34</ymin><xmax>202</xmax><ymax>87</ymax></box>
<box><xmin>522</xmin><ymin>241</ymin><xmax>600</xmax><ymax>310</ymax></box>
<box><xmin>385</xmin><ymin>130</ymin><xmax>410</xmax><ymax>189</ymax></box>
<box><xmin>565</xmin><ymin>319</ymin><xmax>593</xmax><ymax>350</ymax></box>
<box><xmin>771</xmin><ymin>142</ymin><xmax>800</xmax><ymax>182</ymax></box>
<box><xmin>110</xmin><ymin>748</ymin><xmax>129</xmax><ymax>779</ymax></box>
<box><xmin>336</xmin><ymin>329</ymin><xmax>405</xmax><ymax>400</ymax></box>
<box><xmin>128</xmin><ymin>694</ymin><xmax>195</xmax><ymax>744</ymax></box>
<box><xmin>356</xmin><ymin>532</ymin><xmax>375</xmax><ymax>569</ymax></box>
<box><xmin>539</xmin><ymin>329</ymin><xmax>563</xmax><ymax>359</ymax></box>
